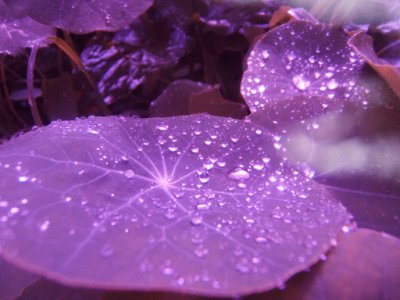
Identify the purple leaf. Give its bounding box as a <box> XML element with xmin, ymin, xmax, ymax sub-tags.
<box><xmin>0</xmin><ymin>115</ymin><xmax>350</xmax><ymax>296</ymax></box>
<box><xmin>3</xmin><ymin>0</ymin><xmax>153</xmax><ymax>34</ymax></box>
<box><xmin>241</xmin><ymin>21</ymin><xmax>395</xmax><ymax>118</ymax></box>
<box><xmin>0</xmin><ymin>0</ymin><xmax>55</xmax><ymax>55</ymax></box>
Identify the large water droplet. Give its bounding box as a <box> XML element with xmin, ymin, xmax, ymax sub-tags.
<box><xmin>292</xmin><ymin>75</ymin><xmax>310</xmax><ymax>90</ymax></box>
<box><xmin>228</xmin><ymin>168</ymin><xmax>250</xmax><ymax>181</ymax></box>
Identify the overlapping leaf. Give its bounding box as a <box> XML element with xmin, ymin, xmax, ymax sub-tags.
<box><xmin>0</xmin><ymin>0</ymin><xmax>54</xmax><ymax>55</ymax></box>
<box><xmin>3</xmin><ymin>0</ymin><xmax>153</xmax><ymax>34</ymax></box>
<box><xmin>0</xmin><ymin>115</ymin><xmax>350</xmax><ymax>296</ymax></box>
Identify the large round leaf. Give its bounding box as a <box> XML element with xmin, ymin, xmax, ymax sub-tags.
<box><xmin>4</xmin><ymin>0</ymin><xmax>153</xmax><ymax>33</ymax></box>
<box><xmin>0</xmin><ymin>115</ymin><xmax>350</xmax><ymax>296</ymax></box>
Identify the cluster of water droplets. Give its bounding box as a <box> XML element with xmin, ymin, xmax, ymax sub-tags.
<box><xmin>241</xmin><ymin>21</ymin><xmax>371</xmax><ymax>115</ymax></box>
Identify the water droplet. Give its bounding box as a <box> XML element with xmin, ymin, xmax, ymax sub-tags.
<box><xmin>191</xmin><ymin>147</ymin><xmax>199</xmax><ymax>153</ymax></box>
<box><xmin>327</xmin><ymin>79</ymin><xmax>338</xmax><ymax>90</ymax></box>
<box><xmin>162</xmin><ymin>266</ymin><xmax>174</xmax><ymax>275</ymax></box>
<box><xmin>0</xmin><ymin>201</ymin><xmax>8</xmax><ymax>207</ymax></box>
<box><xmin>191</xmin><ymin>213</ymin><xmax>203</xmax><ymax>225</ymax></box>
<box><xmin>262</xmin><ymin>50</ymin><xmax>270</xmax><ymax>59</ymax></box>
<box><xmin>100</xmin><ymin>244</ymin><xmax>114</xmax><ymax>257</ymax></box>
<box><xmin>287</xmin><ymin>51</ymin><xmax>296</xmax><ymax>61</ymax></box>
<box><xmin>236</xmin><ymin>261</ymin><xmax>251</xmax><ymax>273</ymax></box>
<box><xmin>158</xmin><ymin>136</ymin><xmax>167</xmax><ymax>145</ymax></box>
<box><xmin>230</xmin><ymin>135</ymin><xmax>239</xmax><ymax>143</ymax></box>
<box><xmin>39</xmin><ymin>220</ymin><xmax>50</xmax><ymax>232</ymax></box>
<box><xmin>196</xmin><ymin>203</ymin><xmax>210</xmax><ymax>211</ymax></box>
<box><xmin>258</xmin><ymin>85</ymin><xmax>266</xmax><ymax>93</ymax></box>
<box><xmin>194</xmin><ymin>245</ymin><xmax>208</xmax><ymax>258</ymax></box>
<box><xmin>165</xmin><ymin>208</ymin><xmax>176</xmax><ymax>220</ymax></box>
<box><xmin>87</xmin><ymin>128</ymin><xmax>99</xmax><ymax>135</ymax></box>
<box><xmin>228</xmin><ymin>168</ymin><xmax>250</xmax><ymax>181</ymax></box>
<box><xmin>125</xmin><ymin>169</ymin><xmax>135</xmax><ymax>178</ymax></box>
<box><xmin>292</xmin><ymin>75</ymin><xmax>310</xmax><ymax>90</ymax></box>
<box><xmin>9</xmin><ymin>207</ymin><xmax>19</xmax><ymax>214</ymax></box>
<box><xmin>276</xmin><ymin>185</ymin><xmax>286</xmax><ymax>192</ymax></box>
<box><xmin>18</xmin><ymin>176</ymin><xmax>28</xmax><ymax>182</ymax></box>
<box><xmin>168</xmin><ymin>146</ymin><xmax>178</xmax><ymax>152</ymax></box>
<box><xmin>255</xmin><ymin>236</ymin><xmax>267</xmax><ymax>243</ymax></box>
<box><xmin>157</xmin><ymin>124</ymin><xmax>169</xmax><ymax>131</ymax></box>
<box><xmin>197</xmin><ymin>168</ymin><xmax>209</xmax><ymax>183</ymax></box>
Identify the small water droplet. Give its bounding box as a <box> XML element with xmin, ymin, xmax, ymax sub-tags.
<box><xmin>196</xmin><ymin>203</ymin><xmax>210</xmax><ymax>211</ymax></box>
<box><xmin>165</xmin><ymin>208</ymin><xmax>176</xmax><ymax>220</ymax></box>
<box><xmin>327</xmin><ymin>79</ymin><xmax>338</xmax><ymax>90</ymax></box>
<box><xmin>9</xmin><ymin>207</ymin><xmax>19</xmax><ymax>214</ymax></box>
<box><xmin>191</xmin><ymin>213</ymin><xmax>203</xmax><ymax>225</ymax></box>
<box><xmin>168</xmin><ymin>146</ymin><xmax>178</xmax><ymax>152</ymax></box>
<box><xmin>262</xmin><ymin>50</ymin><xmax>270</xmax><ymax>59</ymax></box>
<box><xmin>197</xmin><ymin>168</ymin><xmax>210</xmax><ymax>183</ymax></box>
<box><xmin>125</xmin><ymin>169</ymin><xmax>135</xmax><ymax>178</ymax></box>
<box><xmin>39</xmin><ymin>220</ymin><xmax>50</xmax><ymax>232</ymax></box>
<box><xmin>18</xmin><ymin>176</ymin><xmax>28</xmax><ymax>182</ymax></box>
<box><xmin>100</xmin><ymin>244</ymin><xmax>114</xmax><ymax>257</ymax></box>
<box><xmin>157</xmin><ymin>124</ymin><xmax>169</xmax><ymax>131</ymax></box>
<box><xmin>162</xmin><ymin>266</ymin><xmax>174</xmax><ymax>275</ymax></box>
<box><xmin>255</xmin><ymin>236</ymin><xmax>267</xmax><ymax>243</ymax></box>
<box><xmin>194</xmin><ymin>245</ymin><xmax>208</xmax><ymax>258</ymax></box>
<box><xmin>87</xmin><ymin>128</ymin><xmax>99</xmax><ymax>135</ymax></box>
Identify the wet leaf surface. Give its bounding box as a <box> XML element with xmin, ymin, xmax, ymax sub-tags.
<box><xmin>241</xmin><ymin>21</ymin><xmax>395</xmax><ymax>117</ymax></box>
<box><xmin>3</xmin><ymin>0</ymin><xmax>153</xmax><ymax>34</ymax></box>
<box><xmin>0</xmin><ymin>114</ymin><xmax>350</xmax><ymax>296</ymax></box>
<box><xmin>0</xmin><ymin>0</ymin><xmax>55</xmax><ymax>55</ymax></box>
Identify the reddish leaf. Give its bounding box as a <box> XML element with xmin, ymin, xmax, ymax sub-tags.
<box><xmin>348</xmin><ymin>31</ymin><xmax>400</xmax><ymax>98</ymax></box>
<box><xmin>0</xmin><ymin>115</ymin><xmax>350</xmax><ymax>296</ymax></box>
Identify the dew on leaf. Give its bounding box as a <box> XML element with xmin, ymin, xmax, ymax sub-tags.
<box><xmin>227</xmin><ymin>168</ymin><xmax>250</xmax><ymax>181</ymax></box>
<box><xmin>0</xmin><ymin>114</ymin><xmax>350</xmax><ymax>296</ymax></box>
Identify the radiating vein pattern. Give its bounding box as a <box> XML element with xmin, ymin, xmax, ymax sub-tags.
<box><xmin>0</xmin><ymin>114</ymin><xmax>350</xmax><ymax>296</ymax></box>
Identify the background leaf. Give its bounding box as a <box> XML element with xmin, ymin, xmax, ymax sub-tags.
<box><xmin>4</xmin><ymin>0</ymin><xmax>153</xmax><ymax>34</ymax></box>
<box><xmin>0</xmin><ymin>0</ymin><xmax>55</xmax><ymax>55</ymax></box>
